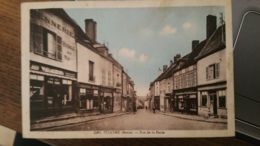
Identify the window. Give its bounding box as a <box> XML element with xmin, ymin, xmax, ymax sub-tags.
<box><xmin>218</xmin><ymin>90</ymin><xmax>226</xmax><ymax>108</ymax></box>
<box><xmin>206</xmin><ymin>63</ymin><xmax>219</xmax><ymax>80</ymax></box>
<box><xmin>108</xmin><ymin>71</ymin><xmax>112</xmax><ymax>86</ymax></box>
<box><xmin>31</xmin><ymin>23</ymin><xmax>62</xmax><ymax>61</ymax></box>
<box><xmin>168</xmin><ymin>83</ymin><xmax>170</xmax><ymax>92</ymax></box>
<box><xmin>102</xmin><ymin>69</ymin><xmax>106</xmax><ymax>85</ymax></box>
<box><xmin>89</xmin><ymin>61</ymin><xmax>94</xmax><ymax>81</ymax></box>
<box><xmin>202</xmin><ymin>95</ymin><xmax>207</xmax><ymax>106</ymax></box>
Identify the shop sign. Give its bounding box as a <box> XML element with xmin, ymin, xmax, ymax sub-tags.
<box><xmin>34</xmin><ymin>11</ymin><xmax>75</xmax><ymax>38</ymax></box>
<box><xmin>31</xmin><ymin>63</ymin><xmax>76</xmax><ymax>79</ymax></box>
<box><xmin>30</xmin><ymin>64</ymin><xmax>40</xmax><ymax>71</ymax></box>
<box><xmin>79</xmin><ymin>83</ymin><xmax>99</xmax><ymax>90</ymax></box>
<box><xmin>65</xmin><ymin>72</ymin><xmax>76</xmax><ymax>78</ymax></box>
<box><xmin>41</xmin><ymin>66</ymin><xmax>64</xmax><ymax>76</ymax></box>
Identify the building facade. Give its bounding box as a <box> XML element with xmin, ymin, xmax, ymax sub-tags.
<box><xmin>76</xmin><ymin>38</ymin><xmax>101</xmax><ymax>114</ymax></box>
<box><xmin>173</xmin><ymin>41</ymin><xmax>206</xmax><ymax>115</ymax></box>
<box><xmin>112</xmin><ymin>58</ymin><xmax>123</xmax><ymax>113</ymax></box>
<box><xmin>196</xmin><ymin>16</ymin><xmax>227</xmax><ymax>118</ymax></box>
<box><xmin>29</xmin><ymin>9</ymin><xmax>78</xmax><ymax>120</ymax></box>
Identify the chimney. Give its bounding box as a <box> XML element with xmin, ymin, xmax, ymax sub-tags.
<box><xmin>85</xmin><ymin>19</ymin><xmax>96</xmax><ymax>42</ymax></box>
<box><xmin>163</xmin><ymin>65</ymin><xmax>168</xmax><ymax>72</ymax></box>
<box><xmin>170</xmin><ymin>60</ymin><xmax>173</xmax><ymax>65</ymax></box>
<box><xmin>192</xmin><ymin>40</ymin><xmax>200</xmax><ymax>51</ymax></box>
<box><xmin>174</xmin><ymin>54</ymin><xmax>181</xmax><ymax>63</ymax></box>
<box><xmin>206</xmin><ymin>15</ymin><xmax>217</xmax><ymax>39</ymax></box>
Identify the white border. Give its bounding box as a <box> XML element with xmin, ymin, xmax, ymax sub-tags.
<box><xmin>22</xmin><ymin>0</ymin><xmax>234</xmax><ymax>138</ymax></box>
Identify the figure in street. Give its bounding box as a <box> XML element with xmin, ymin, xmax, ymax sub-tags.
<box><xmin>152</xmin><ymin>105</ymin><xmax>155</xmax><ymax>114</ymax></box>
<box><xmin>133</xmin><ymin>104</ymin><xmax>136</xmax><ymax>114</ymax></box>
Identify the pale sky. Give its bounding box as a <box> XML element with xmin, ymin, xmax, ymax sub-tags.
<box><xmin>65</xmin><ymin>6</ymin><xmax>224</xmax><ymax>96</ymax></box>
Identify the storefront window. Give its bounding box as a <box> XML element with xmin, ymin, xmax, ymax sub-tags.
<box><xmin>218</xmin><ymin>90</ymin><xmax>226</xmax><ymax>108</ymax></box>
<box><xmin>30</xmin><ymin>78</ymin><xmax>44</xmax><ymax>108</ymax></box>
<box><xmin>93</xmin><ymin>90</ymin><xmax>99</xmax><ymax>109</ymax></box>
<box><xmin>202</xmin><ymin>95</ymin><xmax>207</xmax><ymax>106</ymax></box>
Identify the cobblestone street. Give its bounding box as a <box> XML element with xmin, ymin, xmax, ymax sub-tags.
<box><xmin>51</xmin><ymin>109</ymin><xmax>227</xmax><ymax>131</ymax></box>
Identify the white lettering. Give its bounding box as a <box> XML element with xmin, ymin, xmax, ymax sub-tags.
<box><xmin>31</xmin><ymin>64</ymin><xmax>39</xmax><ymax>70</ymax></box>
<box><xmin>41</xmin><ymin>66</ymin><xmax>64</xmax><ymax>76</ymax></box>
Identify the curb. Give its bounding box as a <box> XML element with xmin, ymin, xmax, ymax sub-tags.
<box><xmin>31</xmin><ymin>112</ymin><xmax>131</xmax><ymax>131</ymax></box>
<box><xmin>158</xmin><ymin>112</ymin><xmax>227</xmax><ymax>124</ymax></box>
<box><xmin>31</xmin><ymin>114</ymin><xmax>80</xmax><ymax>124</ymax></box>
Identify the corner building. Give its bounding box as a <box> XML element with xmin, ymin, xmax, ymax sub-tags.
<box><xmin>29</xmin><ymin>9</ymin><xmax>77</xmax><ymax>120</ymax></box>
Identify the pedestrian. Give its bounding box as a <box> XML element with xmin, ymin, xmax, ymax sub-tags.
<box><xmin>152</xmin><ymin>105</ymin><xmax>155</xmax><ymax>114</ymax></box>
<box><xmin>133</xmin><ymin>104</ymin><xmax>136</xmax><ymax>114</ymax></box>
<box><xmin>145</xmin><ymin>106</ymin><xmax>147</xmax><ymax>110</ymax></box>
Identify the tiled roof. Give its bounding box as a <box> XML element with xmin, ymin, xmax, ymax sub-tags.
<box><xmin>196</xmin><ymin>24</ymin><xmax>226</xmax><ymax>60</ymax></box>
<box><xmin>180</xmin><ymin>40</ymin><xmax>207</xmax><ymax>69</ymax></box>
<box><xmin>153</xmin><ymin>53</ymin><xmax>190</xmax><ymax>83</ymax></box>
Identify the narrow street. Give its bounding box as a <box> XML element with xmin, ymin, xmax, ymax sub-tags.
<box><xmin>51</xmin><ymin>109</ymin><xmax>227</xmax><ymax>131</ymax></box>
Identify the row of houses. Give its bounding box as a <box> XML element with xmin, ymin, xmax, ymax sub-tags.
<box><xmin>29</xmin><ymin>9</ymin><xmax>136</xmax><ymax>120</ymax></box>
<box><xmin>148</xmin><ymin>14</ymin><xmax>227</xmax><ymax>119</ymax></box>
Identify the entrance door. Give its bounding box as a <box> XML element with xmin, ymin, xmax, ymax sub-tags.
<box><xmin>209</xmin><ymin>91</ymin><xmax>217</xmax><ymax>115</ymax></box>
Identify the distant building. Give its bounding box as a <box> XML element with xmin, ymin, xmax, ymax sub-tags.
<box><xmin>111</xmin><ymin>57</ymin><xmax>123</xmax><ymax>113</ymax></box>
<box><xmin>122</xmin><ymin>71</ymin><xmax>135</xmax><ymax>112</ymax></box>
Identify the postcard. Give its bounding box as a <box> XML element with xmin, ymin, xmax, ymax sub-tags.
<box><xmin>21</xmin><ymin>0</ymin><xmax>234</xmax><ymax>138</ymax></box>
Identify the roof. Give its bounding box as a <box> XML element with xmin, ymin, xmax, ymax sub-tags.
<box><xmin>180</xmin><ymin>40</ymin><xmax>207</xmax><ymax>69</ymax></box>
<box><xmin>153</xmin><ymin>53</ymin><xmax>190</xmax><ymax>83</ymax></box>
<box><xmin>196</xmin><ymin>24</ymin><xmax>226</xmax><ymax>60</ymax></box>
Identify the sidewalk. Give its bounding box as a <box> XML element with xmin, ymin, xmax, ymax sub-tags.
<box><xmin>156</xmin><ymin>110</ymin><xmax>227</xmax><ymax>124</ymax></box>
<box><xmin>31</xmin><ymin>112</ymin><xmax>130</xmax><ymax>131</ymax></box>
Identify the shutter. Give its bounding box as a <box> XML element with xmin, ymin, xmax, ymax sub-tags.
<box><xmin>56</xmin><ymin>35</ymin><xmax>62</xmax><ymax>61</ymax></box>
<box><xmin>206</xmin><ymin>67</ymin><xmax>208</xmax><ymax>80</ymax></box>
<box><xmin>34</xmin><ymin>24</ymin><xmax>43</xmax><ymax>55</ymax></box>
<box><xmin>215</xmin><ymin>63</ymin><xmax>219</xmax><ymax>78</ymax></box>
<box><xmin>30</xmin><ymin>23</ymin><xmax>34</xmax><ymax>52</ymax></box>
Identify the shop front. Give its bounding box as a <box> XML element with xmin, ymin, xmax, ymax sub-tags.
<box><xmin>154</xmin><ymin>96</ymin><xmax>160</xmax><ymax>110</ymax></box>
<box><xmin>77</xmin><ymin>83</ymin><xmax>100</xmax><ymax>115</ymax></box>
<box><xmin>174</xmin><ymin>91</ymin><xmax>198</xmax><ymax>114</ymax></box>
<box><xmin>164</xmin><ymin>93</ymin><xmax>173</xmax><ymax>112</ymax></box>
<box><xmin>113</xmin><ymin>88</ymin><xmax>122</xmax><ymax>112</ymax></box>
<box><xmin>122</xmin><ymin>95</ymin><xmax>130</xmax><ymax>112</ymax></box>
<box><xmin>100</xmin><ymin>87</ymin><xmax>114</xmax><ymax>113</ymax></box>
<box><xmin>198</xmin><ymin>85</ymin><xmax>227</xmax><ymax>118</ymax></box>
<box><xmin>30</xmin><ymin>62</ymin><xmax>77</xmax><ymax>120</ymax></box>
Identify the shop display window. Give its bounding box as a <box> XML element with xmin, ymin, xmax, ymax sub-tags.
<box><xmin>30</xmin><ymin>76</ymin><xmax>44</xmax><ymax>108</ymax></box>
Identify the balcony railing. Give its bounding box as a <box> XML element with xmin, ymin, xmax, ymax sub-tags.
<box><xmin>89</xmin><ymin>75</ymin><xmax>95</xmax><ymax>82</ymax></box>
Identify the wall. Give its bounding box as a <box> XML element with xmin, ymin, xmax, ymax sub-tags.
<box><xmin>197</xmin><ymin>49</ymin><xmax>226</xmax><ymax>86</ymax></box>
<box><xmin>77</xmin><ymin>43</ymin><xmax>101</xmax><ymax>85</ymax></box>
<box><xmin>30</xmin><ymin>10</ymin><xmax>77</xmax><ymax>72</ymax></box>
<box><xmin>100</xmin><ymin>57</ymin><xmax>113</xmax><ymax>87</ymax></box>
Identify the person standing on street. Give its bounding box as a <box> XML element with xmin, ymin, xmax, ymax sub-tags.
<box><xmin>152</xmin><ymin>105</ymin><xmax>155</xmax><ymax>114</ymax></box>
<box><xmin>133</xmin><ymin>104</ymin><xmax>136</xmax><ymax>114</ymax></box>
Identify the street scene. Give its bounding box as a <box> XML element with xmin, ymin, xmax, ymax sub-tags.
<box><xmin>50</xmin><ymin>109</ymin><xmax>226</xmax><ymax>131</ymax></box>
<box><xmin>28</xmin><ymin>6</ymin><xmax>228</xmax><ymax>132</ymax></box>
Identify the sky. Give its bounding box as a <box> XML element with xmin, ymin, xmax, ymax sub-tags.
<box><xmin>65</xmin><ymin>6</ymin><xmax>224</xmax><ymax>96</ymax></box>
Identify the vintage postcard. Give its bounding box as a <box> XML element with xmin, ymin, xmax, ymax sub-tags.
<box><xmin>21</xmin><ymin>0</ymin><xmax>234</xmax><ymax>138</ymax></box>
